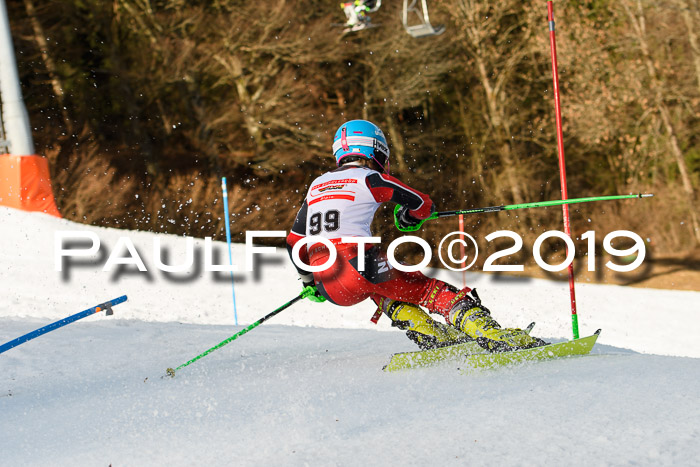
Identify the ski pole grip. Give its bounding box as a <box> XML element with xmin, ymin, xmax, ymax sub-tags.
<box><xmin>301</xmin><ymin>286</ymin><xmax>315</xmax><ymax>299</ymax></box>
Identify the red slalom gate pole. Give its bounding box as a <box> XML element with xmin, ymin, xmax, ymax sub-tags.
<box><xmin>458</xmin><ymin>214</ymin><xmax>466</xmax><ymax>287</ymax></box>
<box><xmin>547</xmin><ymin>1</ymin><xmax>579</xmax><ymax>339</ymax></box>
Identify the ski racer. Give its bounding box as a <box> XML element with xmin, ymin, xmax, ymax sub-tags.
<box><xmin>286</xmin><ymin>119</ymin><xmax>546</xmax><ymax>352</ymax></box>
<box><xmin>340</xmin><ymin>0</ymin><xmax>376</xmax><ymax>30</ymax></box>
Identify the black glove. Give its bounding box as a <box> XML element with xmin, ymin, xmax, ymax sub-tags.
<box><xmin>299</xmin><ymin>273</ymin><xmax>315</xmax><ymax>289</ymax></box>
<box><xmin>396</xmin><ymin>206</ymin><xmax>421</xmax><ymax>230</ymax></box>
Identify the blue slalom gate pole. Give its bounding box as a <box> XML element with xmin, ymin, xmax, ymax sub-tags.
<box><xmin>0</xmin><ymin>295</ymin><xmax>128</xmax><ymax>355</ymax></box>
<box><xmin>221</xmin><ymin>177</ymin><xmax>238</xmax><ymax>325</ymax></box>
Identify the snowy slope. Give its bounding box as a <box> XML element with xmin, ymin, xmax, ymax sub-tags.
<box><xmin>1</xmin><ymin>207</ymin><xmax>699</xmax><ymax>465</ymax></box>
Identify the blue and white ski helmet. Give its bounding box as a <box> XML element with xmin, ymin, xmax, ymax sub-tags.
<box><xmin>332</xmin><ymin>120</ymin><xmax>390</xmax><ymax>173</ymax></box>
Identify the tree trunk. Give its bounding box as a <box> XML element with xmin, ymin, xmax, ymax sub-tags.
<box><xmin>625</xmin><ymin>0</ymin><xmax>700</xmax><ymax>244</ymax></box>
<box><xmin>383</xmin><ymin>112</ymin><xmax>406</xmax><ymax>174</ymax></box>
<box><xmin>214</xmin><ymin>54</ymin><xmax>264</xmax><ymax>151</ymax></box>
<box><xmin>455</xmin><ymin>86</ymin><xmax>488</xmax><ymax>196</ymax></box>
<box><xmin>23</xmin><ymin>0</ymin><xmax>73</xmax><ymax>134</ymax></box>
<box><xmin>475</xmin><ymin>55</ymin><xmax>524</xmax><ymax>204</ymax></box>
<box><xmin>677</xmin><ymin>0</ymin><xmax>700</xmax><ymax>95</ymax></box>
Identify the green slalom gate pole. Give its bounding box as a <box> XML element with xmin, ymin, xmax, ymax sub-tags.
<box><xmin>394</xmin><ymin>194</ymin><xmax>654</xmax><ymax>233</ymax></box>
<box><xmin>165</xmin><ymin>289</ymin><xmax>313</xmax><ymax>377</ymax></box>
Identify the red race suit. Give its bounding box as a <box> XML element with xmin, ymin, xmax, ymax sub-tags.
<box><xmin>286</xmin><ymin>165</ymin><xmax>469</xmax><ymax>319</ymax></box>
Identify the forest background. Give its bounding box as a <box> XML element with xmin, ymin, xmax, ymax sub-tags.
<box><xmin>4</xmin><ymin>0</ymin><xmax>700</xmax><ymax>282</ymax></box>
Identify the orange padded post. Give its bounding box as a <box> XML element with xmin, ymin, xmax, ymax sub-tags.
<box><xmin>0</xmin><ymin>154</ymin><xmax>61</xmax><ymax>217</ymax></box>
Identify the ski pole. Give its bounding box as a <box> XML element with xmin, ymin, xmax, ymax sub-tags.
<box><xmin>165</xmin><ymin>288</ymin><xmax>313</xmax><ymax>377</ymax></box>
<box><xmin>0</xmin><ymin>295</ymin><xmax>128</xmax><ymax>355</ymax></box>
<box><xmin>394</xmin><ymin>193</ymin><xmax>654</xmax><ymax>232</ymax></box>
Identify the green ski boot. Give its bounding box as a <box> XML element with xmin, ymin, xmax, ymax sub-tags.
<box><xmin>448</xmin><ymin>289</ymin><xmax>547</xmax><ymax>352</ymax></box>
<box><xmin>378</xmin><ymin>298</ymin><xmax>471</xmax><ymax>350</ymax></box>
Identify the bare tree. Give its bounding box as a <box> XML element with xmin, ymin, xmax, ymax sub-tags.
<box><xmin>201</xmin><ymin>0</ymin><xmax>338</xmax><ymax>163</ymax></box>
<box><xmin>22</xmin><ymin>0</ymin><xmax>73</xmax><ymax>134</ymax></box>
<box><xmin>351</xmin><ymin>18</ymin><xmax>453</xmax><ymax>175</ymax></box>
<box><xmin>676</xmin><ymin>0</ymin><xmax>700</xmax><ymax>95</ymax></box>
<box><xmin>623</xmin><ymin>0</ymin><xmax>700</xmax><ymax>244</ymax></box>
<box><xmin>448</xmin><ymin>0</ymin><xmax>542</xmax><ymax>205</ymax></box>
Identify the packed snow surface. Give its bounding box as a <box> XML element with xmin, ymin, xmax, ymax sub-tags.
<box><xmin>1</xmin><ymin>207</ymin><xmax>699</xmax><ymax>465</ymax></box>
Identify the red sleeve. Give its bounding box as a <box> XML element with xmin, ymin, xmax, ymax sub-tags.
<box><xmin>286</xmin><ymin>231</ymin><xmax>310</xmax><ymax>275</ymax></box>
<box><xmin>365</xmin><ymin>172</ymin><xmax>434</xmax><ymax>219</ymax></box>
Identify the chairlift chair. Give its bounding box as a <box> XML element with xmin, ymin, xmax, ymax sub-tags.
<box><xmin>402</xmin><ymin>0</ymin><xmax>445</xmax><ymax>38</ymax></box>
<box><xmin>365</xmin><ymin>0</ymin><xmax>382</xmax><ymax>13</ymax></box>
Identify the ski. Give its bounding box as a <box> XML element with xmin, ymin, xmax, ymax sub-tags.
<box><xmin>337</xmin><ymin>23</ymin><xmax>381</xmax><ymax>34</ymax></box>
<box><xmin>458</xmin><ymin>329</ymin><xmax>601</xmax><ymax>371</ymax></box>
<box><xmin>383</xmin><ymin>322</ymin><xmax>537</xmax><ymax>372</ymax></box>
<box><xmin>383</xmin><ymin>340</ymin><xmax>485</xmax><ymax>372</ymax></box>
